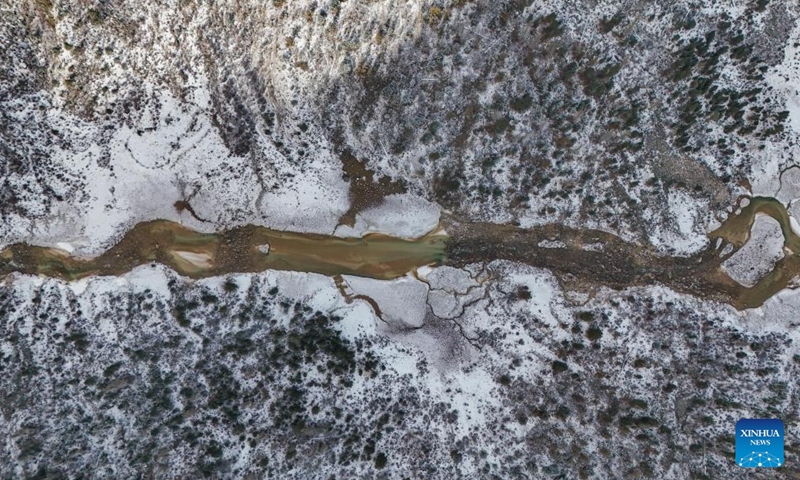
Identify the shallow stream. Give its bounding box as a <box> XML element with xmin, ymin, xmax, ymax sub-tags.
<box><xmin>2</xmin><ymin>196</ymin><xmax>798</xmax><ymax>310</ymax></box>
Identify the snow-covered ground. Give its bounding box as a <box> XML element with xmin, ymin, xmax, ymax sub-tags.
<box><xmin>2</xmin><ymin>259</ymin><xmax>795</xmax><ymax>478</ymax></box>
<box><xmin>333</xmin><ymin>193</ymin><xmax>441</xmax><ymax>239</ymax></box>
<box><xmin>0</xmin><ymin>84</ymin><xmax>356</xmax><ymax>255</ymax></box>
<box><xmin>646</xmin><ymin>188</ymin><xmax>713</xmax><ymax>256</ymax></box>
<box><xmin>342</xmin><ymin>273</ymin><xmax>429</xmax><ymax>328</ymax></box>
<box><xmin>722</xmin><ymin>214</ymin><xmax>785</xmax><ymax>287</ymax></box>
<box><xmin>3</xmin><ymin>1</ymin><xmax>800</xmax><ymax>477</ymax></box>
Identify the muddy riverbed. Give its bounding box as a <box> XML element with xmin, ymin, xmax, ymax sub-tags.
<box><xmin>1</xmin><ymin>197</ymin><xmax>799</xmax><ymax>310</ymax></box>
<box><xmin>0</xmin><ymin>222</ymin><xmax>447</xmax><ymax>281</ymax></box>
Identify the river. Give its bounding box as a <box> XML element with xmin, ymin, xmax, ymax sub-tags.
<box><xmin>1</xmin><ymin>196</ymin><xmax>798</xmax><ymax>310</ymax></box>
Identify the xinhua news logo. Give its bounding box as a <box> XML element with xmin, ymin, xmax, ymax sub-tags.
<box><xmin>736</xmin><ymin>419</ymin><xmax>784</xmax><ymax>468</ymax></box>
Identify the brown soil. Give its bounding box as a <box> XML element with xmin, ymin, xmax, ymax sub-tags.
<box><xmin>446</xmin><ymin>197</ymin><xmax>800</xmax><ymax>310</ymax></box>
<box><xmin>337</xmin><ymin>150</ymin><xmax>406</xmax><ymax>227</ymax></box>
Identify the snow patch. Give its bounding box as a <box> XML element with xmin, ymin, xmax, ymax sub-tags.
<box><xmin>722</xmin><ymin>214</ymin><xmax>785</xmax><ymax>287</ymax></box>
<box><xmin>537</xmin><ymin>239</ymin><xmax>567</xmax><ymax>249</ymax></box>
<box><xmin>343</xmin><ymin>274</ymin><xmax>429</xmax><ymax>328</ymax></box>
<box><xmin>334</xmin><ymin>193</ymin><xmax>441</xmax><ymax>239</ymax></box>
<box><xmin>647</xmin><ymin>189</ymin><xmax>710</xmax><ymax>256</ymax></box>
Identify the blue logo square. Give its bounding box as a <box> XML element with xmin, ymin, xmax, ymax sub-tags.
<box><xmin>736</xmin><ymin>419</ymin><xmax>784</xmax><ymax>468</ymax></box>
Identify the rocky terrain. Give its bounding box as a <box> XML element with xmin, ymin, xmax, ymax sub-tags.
<box><xmin>2</xmin><ymin>0</ymin><xmax>800</xmax><ymax>478</ymax></box>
